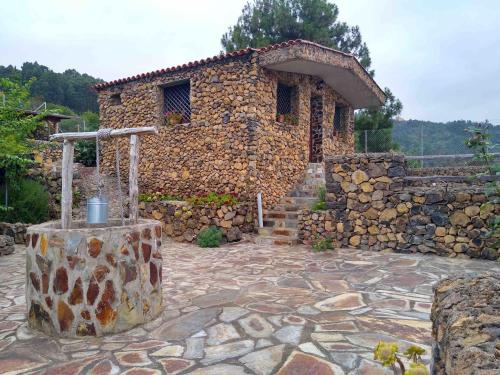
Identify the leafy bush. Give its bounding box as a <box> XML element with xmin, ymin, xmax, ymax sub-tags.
<box><xmin>0</xmin><ymin>178</ymin><xmax>49</xmax><ymax>224</ymax></box>
<box><xmin>139</xmin><ymin>192</ymin><xmax>182</xmax><ymax>202</ymax></box>
<box><xmin>312</xmin><ymin>235</ymin><xmax>334</xmax><ymax>252</ymax></box>
<box><xmin>187</xmin><ymin>192</ymin><xmax>238</xmax><ymax>207</ymax></box>
<box><xmin>311</xmin><ymin>185</ymin><xmax>327</xmax><ymax>211</ymax></box>
<box><xmin>197</xmin><ymin>226</ymin><xmax>223</xmax><ymax>248</ymax></box>
<box><xmin>75</xmin><ymin>140</ymin><xmax>96</xmax><ymax>166</ymax></box>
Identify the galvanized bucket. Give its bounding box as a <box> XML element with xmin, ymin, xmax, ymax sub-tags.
<box><xmin>87</xmin><ymin>196</ymin><xmax>108</xmax><ymax>225</ymax></box>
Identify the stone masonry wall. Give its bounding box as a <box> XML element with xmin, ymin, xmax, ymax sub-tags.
<box><xmin>97</xmin><ymin>51</ymin><xmax>354</xmax><ymax>208</ymax></box>
<box><xmin>298</xmin><ymin>153</ymin><xmax>499</xmax><ymax>261</ymax></box>
<box><xmin>431</xmin><ymin>273</ymin><xmax>499</xmax><ymax>374</ymax></box>
<box><xmin>252</xmin><ymin>69</ymin><xmax>354</xmax><ymax>206</ymax></box>
<box><xmin>139</xmin><ymin>201</ymin><xmax>254</xmax><ymax>243</ymax></box>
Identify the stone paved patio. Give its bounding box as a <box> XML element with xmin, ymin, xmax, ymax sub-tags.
<box><xmin>0</xmin><ymin>240</ymin><xmax>498</xmax><ymax>374</ymax></box>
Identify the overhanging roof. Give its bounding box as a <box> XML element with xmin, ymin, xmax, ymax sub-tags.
<box><xmin>258</xmin><ymin>41</ymin><xmax>386</xmax><ymax>109</ymax></box>
<box><xmin>94</xmin><ymin>39</ymin><xmax>386</xmax><ymax>109</ymax></box>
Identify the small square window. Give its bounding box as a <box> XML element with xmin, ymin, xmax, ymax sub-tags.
<box><xmin>110</xmin><ymin>93</ymin><xmax>122</xmax><ymax>105</ymax></box>
<box><xmin>163</xmin><ymin>81</ymin><xmax>191</xmax><ymax>124</ymax></box>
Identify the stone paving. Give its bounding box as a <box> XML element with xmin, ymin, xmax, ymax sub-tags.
<box><xmin>0</xmin><ymin>240</ymin><xmax>498</xmax><ymax>374</ymax></box>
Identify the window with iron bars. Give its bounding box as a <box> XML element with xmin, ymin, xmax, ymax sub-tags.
<box><xmin>333</xmin><ymin>105</ymin><xmax>345</xmax><ymax>136</ymax></box>
<box><xmin>276</xmin><ymin>83</ymin><xmax>292</xmax><ymax>116</ymax></box>
<box><xmin>163</xmin><ymin>81</ymin><xmax>191</xmax><ymax>124</ymax></box>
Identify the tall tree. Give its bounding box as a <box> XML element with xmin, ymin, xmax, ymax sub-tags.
<box><xmin>355</xmin><ymin>88</ymin><xmax>402</xmax><ymax>152</ymax></box>
<box><xmin>222</xmin><ymin>0</ymin><xmax>373</xmax><ymax>74</ymax></box>
<box><xmin>222</xmin><ymin>0</ymin><xmax>403</xmax><ymax>151</ymax></box>
<box><xmin>0</xmin><ymin>62</ymin><xmax>103</xmax><ymax>113</ymax></box>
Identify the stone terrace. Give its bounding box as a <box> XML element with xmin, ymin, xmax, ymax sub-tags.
<box><xmin>0</xmin><ymin>242</ymin><xmax>497</xmax><ymax>374</ymax></box>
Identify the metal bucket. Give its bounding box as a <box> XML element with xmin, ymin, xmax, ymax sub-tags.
<box><xmin>87</xmin><ymin>196</ymin><xmax>108</xmax><ymax>225</ymax></box>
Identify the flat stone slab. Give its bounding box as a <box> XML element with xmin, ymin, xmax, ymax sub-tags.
<box><xmin>1</xmin><ymin>242</ymin><xmax>497</xmax><ymax>373</ymax></box>
<box><xmin>153</xmin><ymin>308</ymin><xmax>221</xmax><ymax>340</ymax></box>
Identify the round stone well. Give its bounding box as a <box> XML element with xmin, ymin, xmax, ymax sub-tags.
<box><xmin>26</xmin><ymin>219</ymin><xmax>163</xmax><ymax>337</ymax></box>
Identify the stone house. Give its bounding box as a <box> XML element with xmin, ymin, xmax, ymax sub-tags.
<box><xmin>95</xmin><ymin>39</ymin><xmax>385</xmax><ymax>207</ymax></box>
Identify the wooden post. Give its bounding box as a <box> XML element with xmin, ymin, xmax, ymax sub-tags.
<box><xmin>61</xmin><ymin>139</ymin><xmax>75</xmax><ymax>229</ymax></box>
<box><xmin>129</xmin><ymin>135</ymin><xmax>139</xmax><ymax>223</ymax></box>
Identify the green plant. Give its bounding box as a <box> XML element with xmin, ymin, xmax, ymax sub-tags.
<box><xmin>164</xmin><ymin>111</ymin><xmax>183</xmax><ymax>125</ymax></box>
<box><xmin>373</xmin><ymin>341</ymin><xmax>428</xmax><ymax>375</ymax></box>
<box><xmin>465</xmin><ymin>122</ymin><xmax>500</xmax><ymax>248</ymax></box>
<box><xmin>283</xmin><ymin>113</ymin><xmax>298</xmax><ymax>125</ymax></box>
<box><xmin>0</xmin><ymin>178</ymin><xmax>49</xmax><ymax>224</ymax></box>
<box><xmin>197</xmin><ymin>226</ymin><xmax>223</xmax><ymax>248</ymax></box>
<box><xmin>187</xmin><ymin>192</ymin><xmax>238</xmax><ymax>207</ymax></box>
<box><xmin>75</xmin><ymin>140</ymin><xmax>96</xmax><ymax>166</ymax></box>
<box><xmin>312</xmin><ymin>234</ymin><xmax>334</xmax><ymax>252</ymax></box>
<box><xmin>311</xmin><ymin>185</ymin><xmax>327</xmax><ymax>211</ymax></box>
<box><xmin>138</xmin><ymin>192</ymin><xmax>182</xmax><ymax>202</ymax></box>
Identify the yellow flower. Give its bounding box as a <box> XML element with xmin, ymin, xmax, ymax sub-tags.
<box><xmin>374</xmin><ymin>341</ymin><xmax>398</xmax><ymax>366</ymax></box>
<box><xmin>405</xmin><ymin>363</ymin><xmax>429</xmax><ymax>375</ymax></box>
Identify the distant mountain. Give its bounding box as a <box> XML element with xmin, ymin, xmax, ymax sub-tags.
<box><xmin>392</xmin><ymin>119</ymin><xmax>500</xmax><ymax>155</ymax></box>
<box><xmin>0</xmin><ymin>62</ymin><xmax>103</xmax><ymax>113</ymax></box>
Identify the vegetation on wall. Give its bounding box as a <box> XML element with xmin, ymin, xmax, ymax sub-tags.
<box><xmin>465</xmin><ymin>123</ymin><xmax>500</xmax><ymax>249</ymax></box>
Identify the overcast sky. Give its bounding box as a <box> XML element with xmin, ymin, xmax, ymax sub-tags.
<box><xmin>1</xmin><ymin>0</ymin><xmax>499</xmax><ymax>123</ymax></box>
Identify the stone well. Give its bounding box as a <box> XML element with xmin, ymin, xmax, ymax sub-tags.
<box><xmin>26</xmin><ymin>219</ymin><xmax>163</xmax><ymax>337</ymax></box>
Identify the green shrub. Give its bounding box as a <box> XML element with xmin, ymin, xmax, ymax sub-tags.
<box><xmin>311</xmin><ymin>200</ymin><xmax>327</xmax><ymax>211</ymax></box>
<box><xmin>311</xmin><ymin>185</ymin><xmax>327</xmax><ymax>211</ymax></box>
<box><xmin>187</xmin><ymin>192</ymin><xmax>238</xmax><ymax>207</ymax></box>
<box><xmin>312</xmin><ymin>235</ymin><xmax>334</xmax><ymax>252</ymax></box>
<box><xmin>138</xmin><ymin>192</ymin><xmax>182</xmax><ymax>202</ymax></box>
<box><xmin>75</xmin><ymin>140</ymin><xmax>96</xmax><ymax>167</ymax></box>
<box><xmin>197</xmin><ymin>226</ymin><xmax>223</xmax><ymax>248</ymax></box>
<box><xmin>0</xmin><ymin>178</ymin><xmax>49</xmax><ymax>224</ymax></box>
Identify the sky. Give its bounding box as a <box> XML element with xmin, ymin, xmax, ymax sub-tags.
<box><xmin>1</xmin><ymin>0</ymin><xmax>499</xmax><ymax>123</ymax></box>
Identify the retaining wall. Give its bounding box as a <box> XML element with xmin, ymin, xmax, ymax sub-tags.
<box><xmin>298</xmin><ymin>153</ymin><xmax>499</xmax><ymax>260</ymax></box>
<box><xmin>139</xmin><ymin>201</ymin><xmax>255</xmax><ymax>243</ymax></box>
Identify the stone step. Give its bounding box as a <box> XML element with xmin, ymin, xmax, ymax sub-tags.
<box><xmin>258</xmin><ymin>227</ymin><xmax>298</xmax><ymax>237</ymax></box>
<box><xmin>262</xmin><ymin>210</ymin><xmax>299</xmax><ymax>220</ymax></box>
<box><xmin>279</xmin><ymin>196</ymin><xmax>316</xmax><ymax>208</ymax></box>
<box><xmin>263</xmin><ymin>219</ymin><xmax>298</xmax><ymax>229</ymax></box>
<box><xmin>255</xmin><ymin>235</ymin><xmax>299</xmax><ymax>246</ymax></box>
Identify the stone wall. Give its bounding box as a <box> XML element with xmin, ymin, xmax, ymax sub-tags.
<box><xmin>0</xmin><ymin>222</ymin><xmax>30</xmax><ymax>244</ymax></box>
<box><xmin>298</xmin><ymin>153</ymin><xmax>499</xmax><ymax>260</ymax></box>
<box><xmin>97</xmin><ymin>52</ymin><xmax>354</xmax><ymax>208</ymax></box>
<box><xmin>431</xmin><ymin>273</ymin><xmax>499</xmax><ymax>374</ymax></box>
<box><xmin>139</xmin><ymin>201</ymin><xmax>254</xmax><ymax>243</ymax></box>
<box><xmin>253</xmin><ymin>69</ymin><xmax>354</xmax><ymax>206</ymax></box>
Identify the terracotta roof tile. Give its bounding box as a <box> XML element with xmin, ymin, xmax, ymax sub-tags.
<box><xmin>94</xmin><ymin>39</ymin><xmax>354</xmax><ymax>90</ymax></box>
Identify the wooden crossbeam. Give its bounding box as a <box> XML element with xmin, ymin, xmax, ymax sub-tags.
<box><xmin>49</xmin><ymin>126</ymin><xmax>157</xmax><ymax>141</ymax></box>
<box><xmin>54</xmin><ymin>126</ymin><xmax>157</xmax><ymax>228</ymax></box>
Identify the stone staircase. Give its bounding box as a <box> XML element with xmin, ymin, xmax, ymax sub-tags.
<box><xmin>256</xmin><ymin>163</ymin><xmax>325</xmax><ymax>245</ymax></box>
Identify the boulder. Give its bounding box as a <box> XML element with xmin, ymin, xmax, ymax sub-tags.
<box><xmin>0</xmin><ymin>235</ymin><xmax>14</xmax><ymax>256</ymax></box>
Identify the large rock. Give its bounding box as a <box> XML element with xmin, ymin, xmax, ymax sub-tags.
<box><xmin>431</xmin><ymin>273</ymin><xmax>499</xmax><ymax>374</ymax></box>
<box><xmin>0</xmin><ymin>234</ymin><xmax>15</xmax><ymax>256</ymax></box>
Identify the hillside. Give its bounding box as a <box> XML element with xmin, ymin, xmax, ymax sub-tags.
<box><xmin>393</xmin><ymin>119</ymin><xmax>500</xmax><ymax>155</ymax></box>
<box><xmin>0</xmin><ymin>62</ymin><xmax>103</xmax><ymax>113</ymax></box>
